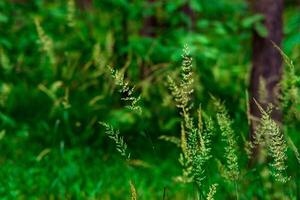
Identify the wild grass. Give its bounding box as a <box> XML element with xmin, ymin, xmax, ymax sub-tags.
<box><xmin>2</xmin><ymin>1</ymin><xmax>300</xmax><ymax>199</ymax></box>
<box><xmin>34</xmin><ymin>18</ymin><xmax>56</xmax><ymax>66</ymax></box>
<box><xmin>109</xmin><ymin>67</ymin><xmax>142</xmax><ymax>114</ymax></box>
<box><xmin>253</xmin><ymin>100</ymin><xmax>288</xmax><ymax>183</ymax></box>
<box><xmin>100</xmin><ymin>122</ymin><xmax>130</xmax><ymax>160</ymax></box>
<box><xmin>102</xmin><ymin>45</ymin><xmax>300</xmax><ymax>199</ymax></box>
<box><xmin>206</xmin><ymin>183</ymin><xmax>218</xmax><ymax>200</ymax></box>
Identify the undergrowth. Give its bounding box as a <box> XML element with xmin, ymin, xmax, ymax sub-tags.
<box><xmin>1</xmin><ymin>1</ymin><xmax>300</xmax><ymax>199</ymax></box>
<box><xmin>104</xmin><ymin>45</ymin><xmax>300</xmax><ymax>199</ymax></box>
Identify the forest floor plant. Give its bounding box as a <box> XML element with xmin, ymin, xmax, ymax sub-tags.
<box><xmin>101</xmin><ymin>45</ymin><xmax>300</xmax><ymax>199</ymax></box>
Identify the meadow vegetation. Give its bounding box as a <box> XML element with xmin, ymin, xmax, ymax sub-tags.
<box><xmin>0</xmin><ymin>0</ymin><xmax>299</xmax><ymax>199</ymax></box>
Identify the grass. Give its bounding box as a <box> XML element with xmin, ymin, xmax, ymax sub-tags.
<box><xmin>0</xmin><ymin>1</ymin><xmax>300</xmax><ymax>199</ymax></box>
<box><xmin>0</xmin><ymin>134</ymin><xmax>192</xmax><ymax>199</ymax></box>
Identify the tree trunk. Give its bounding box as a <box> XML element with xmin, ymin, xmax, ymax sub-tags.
<box><xmin>139</xmin><ymin>0</ymin><xmax>157</xmax><ymax>79</ymax></box>
<box><xmin>76</xmin><ymin>0</ymin><xmax>92</xmax><ymax>10</ymax></box>
<box><xmin>181</xmin><ymin>3</ymin><xmax>196</xmax><ymax>31</ymax></box>
<box><xmin>249</xmin><ymin>0</ymin><xmax>284</xmax><ymax>158</ymax></box>
<box><xmin>140</xmin><ymin>0</ymin><xmax>157</xmax><ymax>38</ymax></box>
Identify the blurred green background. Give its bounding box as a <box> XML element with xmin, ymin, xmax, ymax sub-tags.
<box><xmin>0</xmin><ymin>0</ymin><xmax>299</xmax><ymax>199</ymax></box>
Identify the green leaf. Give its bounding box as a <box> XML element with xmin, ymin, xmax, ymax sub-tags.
<box><xmin>242</xmin><ymin>14</ymin><xmax>264</xmax><ymax>28</ymax></box>
<box><xmin>254</xmin><ymin>22</ymin><xmax>268</xmax><ymax>38</ymax></box>
<box><xmin>191</xmin><ymin>0</ymin><xmax>202</xmax><ymax>12</ymax></box>
<box><xmin>0</xmin><ymin>13</ymin><xmax>8</xmax><ymax>23</ymax></box>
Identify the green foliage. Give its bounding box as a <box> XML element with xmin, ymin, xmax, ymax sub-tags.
<box><xmin>0</xmin><ymin>0</ymin><xmax>299</xmax><ymax>199</ymax></box>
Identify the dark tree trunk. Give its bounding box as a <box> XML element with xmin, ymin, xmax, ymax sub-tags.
<box><xmin>139</xmin><ymin>1</ymin><xmax>196</xmax><ymax>79</ymax></box>
<box><xmin>140</xmin><ymin>0</ymin><xmax>158</xmax><ymax>38</ymax></box>
<box><xmin>76</xmin><ymin>0</ymin><xmax>92</xmax><ymax>10</ymax></box>
<box><xmin>119</xmin><ymin>4</ymin><xmax>129</xmax><ymax>64</ymax></box>
<box><xmin>181</xmin><ymin>3</ymin><xmax>196</xmax><ymax>31</ymax></box>
<box><xmin>140</xmin><ymin>14</ymin><xmax>157</xmax><ymax>38</ymax></box>
<box><xmin>139</xmin><ymin>0</ymin><xmax>157</xmax><ymax>79</ymax></box>
<box><xmin>249</xmin><ymin>0</ymin><xmax>284</xmax><ymax>157</ymax></box>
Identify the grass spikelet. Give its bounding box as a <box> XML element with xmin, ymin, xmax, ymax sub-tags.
<box><xmin>253</xmin><ymin>99</ymin><xmax>288</xmax><ymax>183</ymax></box>
<box><xmin>197</xmin><ymin>105</ymin><xmax>203</xmax><ymax>133</ymax></box>
<box><xmin>181</xmin><ymin>122</ymin><xmax>188</xmax><ymax>158</ymax></box>
<box><xmin>109</xmin><ymin>67</ymin><xmax>142</xmax><ymax>114</ymax></box>
<box><xmin>206</xmin><ymin>183</ymin><xmax>218</xmax><ymax>200</ymax></box>
<box><xmin>200</xmin><ymin>116</ymin><xmax>214</xmax><ymax>160</ymax></box>
<box><xmin>167</xmin><ymin>75</ymin><xmax>182</xmax><ymax>109</ymax></box>
<box><xmin>67</xmin><ymin>0</ymin><xmax>76</xmax><ymax>27</ymax></box>
<box><xmin>99</xmin><ymin>122</ymin><xmax>130</xmax><ymax>160</ymax></box>
<box><xmin>34</xmin><ymin>18</ymin><xmax>55</xmax><ymax>65</ymax></box>
<box><xmin>167</xmin><ymin>45</ymin><xmax>196</xmax><ymax>157</ymax></box>
<box><xmin>167</xmin><ymin>44</ymin><xmax>194</xmax><ymax>111</ymax></box>
<box><xmin>180</xmin><ymin>44</ymin><xmax>194</xmax><ymax>109</ymax></box>
<box><xmin>272</xmin><ymin>41</ymin><xmax>300</xmax><ymax>120</ymax></box>
<box><xmin>168</xmin><ymin>46</ymin><xmax>216</xmax><ymax>189</ymax></box>
<box><xmin>176</xmin><ymin>124</ymin><xmax>193</xmax><ymax>184</ymax></box>
<box><xmin>130</xmin><ymin>180</ymin><xmax>137</xmax><ymax>200</ymax></box>
<box><xmin>214</xmin><ymin>98</ymin><xmax>239</xmax><ymax>181</ymax></box>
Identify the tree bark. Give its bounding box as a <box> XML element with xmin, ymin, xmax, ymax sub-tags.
<box><xmin>76</xmin><ymin>0</ymin><xmax>92</xmax><ymax>10</ymax></box>
<box><xmin>249</xmin><ymin>0</ymin><xmax>284</xmax><ymax>157</ymax></box>
<box><xmin>139</xmin><ymin>0</ymin><xmax>157</xmax><ymax>79</ymax></box>
<box><xmin>181</xmin><ymin>3</ymin><xmax>196</xmax><ymax>31</ymax></box>
<box><xmin>140</xmin><ymin>0</ymin><xmax>158</xmax><ymax>38</ymax></box>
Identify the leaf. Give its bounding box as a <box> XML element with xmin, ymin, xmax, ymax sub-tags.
<box><xmin>36</xmin><ymin>148</ymin><xmax>51</xmax><ymax>162</ymax></box>
<box><xmin>0</xmin><ymin>130</ymin><xmax>5</xmax><ymax>140</ymax></box>
<box><xmin>242</xmin><ymin>14</ymin><xmax>264</xmax><ymax>28</ymax></box>
<box><xmin>191</xmin><ymin>0</ymin><xmax>202</xmax><ymax>12</ymax></box>
<box><xmin>0</xmin><ymin>13</ymin><xmax>8</xmax><ymax>23</ymax></box>
<box><xmin>254</xmin><ymin>22</ymin><xmax>268</xmax><ymax>38</ymax></box>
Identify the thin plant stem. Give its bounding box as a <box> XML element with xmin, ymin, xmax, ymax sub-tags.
<box><xmin>235</xmin><ymin>181</ymin><xmax>239</xmax><ymax>200</ymax></box>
